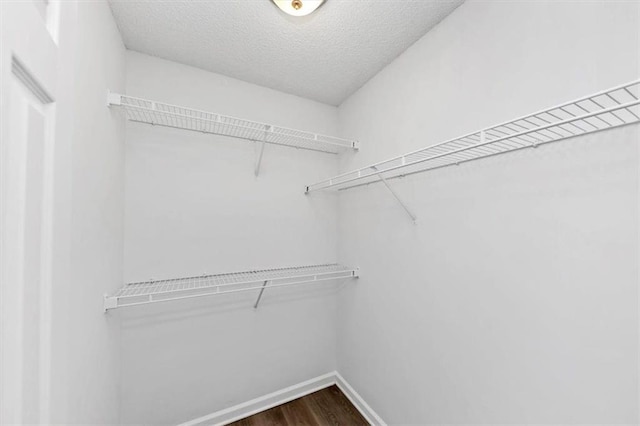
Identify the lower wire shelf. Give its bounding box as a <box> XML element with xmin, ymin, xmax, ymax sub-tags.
<box><xmin>103</xmin><ymin>264</ymin><xmax>359</xmax><ymax>311</ymax></box>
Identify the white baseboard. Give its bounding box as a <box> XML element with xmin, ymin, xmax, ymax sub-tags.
<box><xmin>335</xmin><ymin>372</ymin><xmax>387</xmax><ymax>426</ymax></box>
<box><xmin>177</xmin><ymin>371</ymin><xmax>385</xmax><ymax>426</ymax></box>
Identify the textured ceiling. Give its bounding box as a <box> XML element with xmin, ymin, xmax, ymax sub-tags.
<box><xmin>108</xmin><ymin>0</ymin><xmax>464</xmax><ymax>106</ymax></box>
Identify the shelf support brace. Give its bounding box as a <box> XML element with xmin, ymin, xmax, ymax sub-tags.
<box><xmin>254</xmin><ymin>125</ymin><xmax>270</xmax><ymax>177</ymax></box>
<box><xmin>371</xmin><ymin>166</ymin><xmax>417</xmax><ymax>224</ymax></box>
<box><xmin>255</xmin><ymin>141</ymin><xmax>266</xmax><ymax>176</ymax></box>
<box><xmin>254</xmin><ymin>280</ymin><xmax>269</xmax><ymax>308</ymax></box>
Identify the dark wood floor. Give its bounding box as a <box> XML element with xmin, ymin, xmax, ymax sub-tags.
<box><xmin>228</xmin><ymin>385</ymin><xmax>369</xmax><ymax>426</ymax></box>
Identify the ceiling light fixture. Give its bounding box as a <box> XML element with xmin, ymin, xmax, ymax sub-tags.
<box><xmin>271</xmin><ymin>0</ymin><xmax>325</xmax><ymax>17</ymax></box>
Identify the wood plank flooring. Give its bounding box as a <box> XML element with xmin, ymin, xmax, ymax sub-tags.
<box><xmin>228</xmin><ymin>385</ymin><xmax>369</xmax><ymax>426</ymax></box>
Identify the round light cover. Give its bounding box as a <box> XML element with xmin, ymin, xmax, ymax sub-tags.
<box><xmin>271</xmin><ymin>0</ymin><xmax>325</xmax><ymax>17</ymax></box>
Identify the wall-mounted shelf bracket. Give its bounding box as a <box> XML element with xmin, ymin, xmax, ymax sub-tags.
<box><xmin>254</xmin><ymin>141</ymin><xmax>266</xmax><ymax>176</ymax></box>
<box><xmin>372</xmin><ymin>166</ymin><xmax>417</xmax><ymax>224</ymax></box>
<box><xmin>254</xmin><ymin>280</ymin><xmax>269</xmax><ymax>308</ymax></box>
<box><xmin>107</xmin><ymin>91</ymin><xmax>122</xmax><ymax>107</ymax></box>
<box><xmin>103</xmin><ymin>294</ymin><xmax>117</xmax><ymax>312</ymax></box>
<box><xmin>254</xmin><ymin>125</ymin><xmax>270</xmax><ymax>177</ymax></box>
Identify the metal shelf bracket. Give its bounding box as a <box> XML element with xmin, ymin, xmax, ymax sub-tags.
<box><xmin>106</xmin><ymin>91</ymin><xmax>121</xmax><ymax>107</ymax></box>
<box><xmin>372</xmin><ymin>166</ymin><xmax>417</xmax><ymax>224</ymax></box>
<box><xmin>254</xmin><ymin>280</ymin><xmax>269</xmax><ymax>308</ymax></box>
<box><xmin>103</xmin><ymin>294</ymin><xmax>117</xmax><ymax>312</ymax></box>
<box><xmin>254</xmin><ymin>125</ymin><xmax>270</xmax><ymax>177</ymax></box>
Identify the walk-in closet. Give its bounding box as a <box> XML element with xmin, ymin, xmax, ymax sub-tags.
<box><xmin>2</xmin><ymin>0</ymin><xmax>639</xmax><ymax>425</ymax></box>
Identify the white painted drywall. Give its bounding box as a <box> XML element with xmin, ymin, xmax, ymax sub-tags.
<box><xmin>119</xmin><ymin>51</ymin><xmax>341</xmax><ymax>425</ymax></box>
<box><xmin>47</xmin><ymin>1</ymin><xmax>126</xmax><ymax>423</ymax></box>
<box><xmin>336</xmin><ymin>1</ymin><xmax>640</xmax><ymax>424</ymax></box>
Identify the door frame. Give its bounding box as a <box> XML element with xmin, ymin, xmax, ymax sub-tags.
<box><xmin>0</xmin><ymin>1</ymin><xmax>60</xmax><ymax>423</ymax></box>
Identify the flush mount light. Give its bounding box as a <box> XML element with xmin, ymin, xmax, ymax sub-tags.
<box><xmin>271</xmin><ymin>0</ymin><xmax>325</xmax><ymax>17</ymax></box>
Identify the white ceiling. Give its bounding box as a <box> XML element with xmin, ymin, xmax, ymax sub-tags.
<box><xmin>108</xmin><ymin>0</ymin><xmax>464</xmax><ymax>106</ymax></box>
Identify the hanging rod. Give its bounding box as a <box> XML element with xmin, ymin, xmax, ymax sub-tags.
<box><xmin>103</xmin><ymin>264</ymin><xmax>359</xmax><ymax>311</ymax></box>
<box><xmin>305</xmin><ymin>79</ymin><xmax>640</xmax><ymax>192</ymax></box>
<box><xmin>107</xmin><ymin>93</ymin><xmax>359</xmax><ymax>155</ymax></box>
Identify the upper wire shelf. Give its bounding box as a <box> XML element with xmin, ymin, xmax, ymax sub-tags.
<box><xmin>104</xmin><ymin>264</ymin><xmax>358</xmax><ymax>311</ymax></box>
<box><xmin>306</xmin><ymin>80</ymin><xmax>640</xmax><ymax>192</ymax></box>
<box><xmin>108</xmin><ymin>93</ymin><xmax>359</xmax><ymax>154</ymax></box>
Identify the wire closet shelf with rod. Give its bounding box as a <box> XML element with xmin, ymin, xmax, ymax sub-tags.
<box><xmin>104</xmin><ymin>264</ymin><xmax>359</xmax><ymax>311</ymax></box>
<box><xmin>105</xmin><ymin>92</ymin><xmax>361</xmax><ymax>312</ymax></box>
<box><xmin>305</xmin><ymin>79</ymin><xmax>640</xmax><ymax>193</ymax></box>
<box><xmin>107</xmin><ymin>92</ymin><xmax>359</xmax><ymax>154</ymax></box>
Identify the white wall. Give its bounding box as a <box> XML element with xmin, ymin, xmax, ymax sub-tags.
<box><xmin>48</xmin><ymin>1</ymin><xmax>126</xmax><ymax>423</ymax></box>
<box><xmin>336</xmin><ymin>1</ymin><xmax>639</xmax><ymax>424</ymax></box>
<box><xmin>119</xmin><ymin>52</ymin><xmax>341</xmax><ymax>425</ymax></box>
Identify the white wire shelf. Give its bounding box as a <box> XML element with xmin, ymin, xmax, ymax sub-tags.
<box><xmin>108</xmin><ymin>93</ymin><xmax>358</xmax><ymax>154</ymax></box>
<box><xmin>104</xmin><ymin>264</ymin><xmax>358</xmax><ymax>311</ymax></box>
<box><xmin>306</xmin><ymin>79</ymin><xmax>640</xmax><ymax>192</ymax></box>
